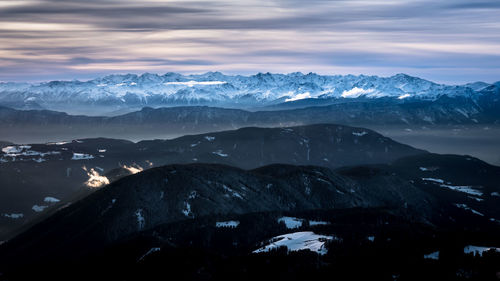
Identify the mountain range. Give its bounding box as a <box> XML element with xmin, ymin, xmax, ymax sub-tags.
<box><xmin>1</xmin><ymin>72</ymin><xmax>499</xmax><ymax>115</ymax></box>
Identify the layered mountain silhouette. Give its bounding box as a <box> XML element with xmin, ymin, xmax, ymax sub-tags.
<box><xmin>2</xmin><ymin>97</ymin><xmax>499</xmax><ymax>145</ymax></box>
<box><xmin>0</xmin><ymin>124</ymin><xmax>425</xmax><ymax>240</ymax></box>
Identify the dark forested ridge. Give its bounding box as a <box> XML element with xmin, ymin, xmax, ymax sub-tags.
<box><xmin>1</xmin><ymin>158</ymin><xmax>500</xmax><ymax>280</ymax></box>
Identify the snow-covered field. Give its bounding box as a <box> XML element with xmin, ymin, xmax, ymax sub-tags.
<box><xmin>253</xmin><ymin>231</ymin><xmax>336</xmax><ymax>255</ymax></box>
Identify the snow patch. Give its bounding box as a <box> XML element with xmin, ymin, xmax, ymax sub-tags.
<box><xmin>83</xmin><ymin>166</ymin><xmax>110</xmax><ymax>188</ymax></box>
<box><xmin>352</xmin><ymin>131</ymin><xmax>368</xmax><ymax>137</ymax></box>
<box><xmin>398</xmin><ymin>93</ymin><xmax>411</xmax><ymax>99</ymax></box>
<box><xmin>464</xmin><ymin>245</ymin><xmax>500</xmax><ymax>256</ymax></box>
<box><xmin>455</xmin><ymin>204</ymin><xmax>484</xmax><ymax>216</ymax></box>
<box><xmin>1</xmin><ymin>145</ymin><xmax>61</xmax><ymax>162</ymax></box>
<box><xmin>164</xmin><ymin>81</ymin><xmax>227</xmax><ymax>87</ymax></box>
<box><xmin>419</xmin><ymin>167</ymin><xmax>439</xmax><ymax>172</ymax></box>
<box><xmin>182</xmin><ymin>202</ymin><xmax>192</xmax><ymax>217</ymax></box>
<box><xmin>212</xmin><ymin>150</ymin><xmax>228</xmax><ymax>157</ymax></box>
<box><xmin>204</xmin><ymin>136</ymin><xmax>215</xmax><ymax>141</ymax></box>
<box><xmin>424</xmin><ymin>251</ymin><xmax>439</xmax><ymax>260</ymax></box>
<box><xmin>32</xmin><ymin>205</ymin><xmax>48</xmax><ymax>212</ymax></box>
<box><xmin>3</xmin><ymin>213</ymin><xmax>24</xmax><ymax>219</ymax></box>
<box><xmin>188</xmin><ymin>190</ymin><xmax>198</xmax><ymax>200</ymax></box>
<box><xmin>423</xmin><ymin>178</ymin><xmax>483</xmax><ymax>197</ymax></box>
<box><xmin>253</xmin><ymin>231</ymin><xmax>335</xmax><ymax>255</ymax></box>
<box><xmin>309</xmin><ymin>220</ymin><xmax>330</xmax><ymax>226</ymax></box>
<box><xmin>315</xmin><ymin>178</ymin><xmax>331</xmax><ymax>185</ymax></box>
<box><xmin>2</xmin><ymin>145</ymin><xmax>31</xmax><ymax>154</ymax></box>
<box><xmin>44</xmin><ymin>197</ymin><xmax>60</xmax><ymax>203</ymax></box>
<box><xmin>216</xmin><ymin>220</ymin><xmax>240</xmax><ymax>228</ymax></box>
<box><xmin>341</xmin><ymin>87</ymin><xmax>375</xmax><ymax>98</ymax></box>
<box><xmin>440</xmin><ymin>184</ymin><xmax>483</xmax><ymax>197</ymax></box>
<box><xmin>71</xmin><ymin>153</ymin><xmax>94</xmax><ymax>160</ymax></box>
<box><xmin>122</xmin><ymin>164</ymin><xmax>143</xmax><ymax>174</ymax></box>
<box><xmin>285</xmin><ymin>92</ymin><xmax>312</xmax><ymax>102</ymax></box>
<box><xmin>138</xmin><ymin>247</ymin><xmax>160</xmax><ymax>261</ymax></box>
<box><xmin>422</xmin><ymin>178</ymin><xmax>445</xmax><ymax>184</ymax></box>
<box><xmin>222</xmin><ymin>184</ymin><xmax>243</xmax><ymax>199</ymax></box>
<box><xmin>278</xmin><ymin>216</ymin><xmax>304</xmax><ymax>229</ymax></box>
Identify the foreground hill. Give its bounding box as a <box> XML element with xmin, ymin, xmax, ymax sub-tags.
<box><xmin>0</xmin><ymin>124</ymin><xmax>425</xmax><ymax>241</ymax></box>
<box><xmin>0</xmin><ymin>162</ymin><xmax>499</xmax><ymax>280</ymax></box>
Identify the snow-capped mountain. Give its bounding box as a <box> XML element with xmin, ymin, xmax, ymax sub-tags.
<box><xmin>0</xmin><ymin>72</ymin><xmax>497</xmax><ymax>115</ymax></box>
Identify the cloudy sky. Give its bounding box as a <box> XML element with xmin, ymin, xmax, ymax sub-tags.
<box><xmin>0</xmin><ymin>0</ymin><xmax>499</xmax><ymax>83</ymax></box>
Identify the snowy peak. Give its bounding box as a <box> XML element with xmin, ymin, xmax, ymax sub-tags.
<box><xmin>0</xmin><ymin>72</ymin><xmax>496</xmax><ymax>114</ymax></box>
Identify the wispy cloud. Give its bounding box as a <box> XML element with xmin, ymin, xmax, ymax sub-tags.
<box><xmin>0</xmin><ymin>0</ymin><xmax>499</xmax><ymax>83</ymax></box>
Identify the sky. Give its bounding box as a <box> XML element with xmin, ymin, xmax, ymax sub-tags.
<box><xmin>0</xmin><ymin>0</ymin><xmax>499</xmax><ymax>84</ymax></box>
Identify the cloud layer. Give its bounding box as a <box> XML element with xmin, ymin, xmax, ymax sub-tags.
<box><xmin>0</xmin><ymin>0</ymin><xmax>499</xmax><ymax>83</ymax></box>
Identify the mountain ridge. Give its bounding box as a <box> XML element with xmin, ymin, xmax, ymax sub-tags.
<box><xmin>1</xmin><ymin>72</ymin><xmax>498</xmax><ymax>115</ymax></box>
<box><xmin>0</xmin><ymin>123</ymin><xmax>426</xmax><ymax>241</ymax></box>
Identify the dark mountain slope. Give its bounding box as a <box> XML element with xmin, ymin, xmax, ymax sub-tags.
<box><xmin>0</xmin><ymin>163</ymin><xmax>436</xmax><ymax>266</ymax></box>
<box><xmin>140</xmin><ymin>123</ymin><xmax>424</xmax><ymax>169</ymax></box>
<box><xmin>334</xmin><ymin>153</ymin><xmax>500</xmax><ymax>228</ymax></box>
<box><xmin>0</xmin><ymin>124</ymin><xmax>425</xmax><ymax>241</ymax></box>
<box><xmin>382</xmin><ymin>153</ymin><xmax>500</xmax><ymax>223</ymax></box>
<box><xmin>1</xmin><ymin>161</ymin><xmax>500</xmax><ymax>280</ymax></box>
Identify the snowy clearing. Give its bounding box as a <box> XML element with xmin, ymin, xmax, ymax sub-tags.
<box><xmin>253</xmin><ymin>231</ymin><xmax>335</xmax><ymax>255</ymax></box>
